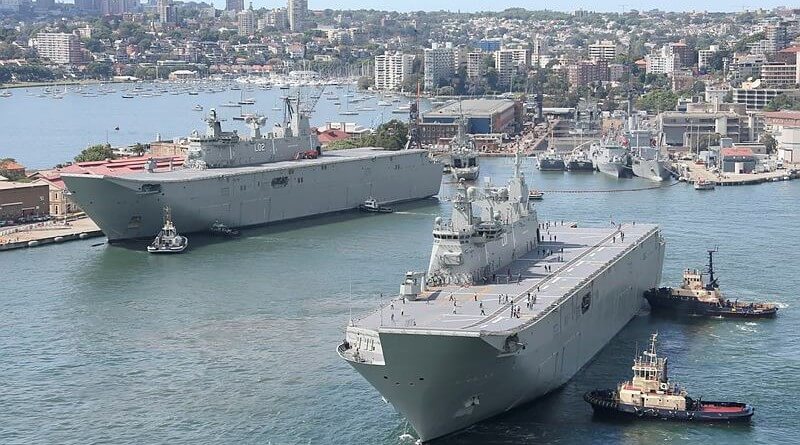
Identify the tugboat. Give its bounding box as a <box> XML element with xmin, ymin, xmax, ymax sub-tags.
<box><xmin>147</xmin><ymin>207</ymin><xmax>189</xmax><ymax>253</ymax></box>
<box><xmin>358</xmin><ymin>198</ymin><xmax>393</xmax><ymax>213</ymax></box>
<box><xmin>209</xmin><ymin>221</ymin><xmax>240</xmax><ymax>238</ymax></box>
<box><xmin>644</xmin><ymin>249</ymin><xmax>778</xmax><ymax>318</ymax></box>
<box><xmin>584</xmin><ymin>333</ymin><xmax>754</xmax><ymax>422</ymax></box>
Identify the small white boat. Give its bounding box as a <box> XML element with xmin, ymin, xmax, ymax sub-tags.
<box><xmin>528</xmin><ymin>190</ymin><xmax>544</xmax><ymax>200</ymax></box>
<box><xmin>359</xmin><ymin>198</ymin><xmax>393</xmax><ymax>213</ymax></box>
<box><xmin>147</xmin><ymin>207</ymin><xmax>188</xmax><ymax>253</ymax></box>
<box><xmin>193</xmin><ymin>104</ymin><xmax>203</xmax><ymax>111</ymax></box>
<box><xmin>694</xmin><ymin>179</ymin><xmax>716</xmax><ymax>190</ymax></box>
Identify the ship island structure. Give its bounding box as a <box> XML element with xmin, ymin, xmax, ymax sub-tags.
<box><xmin>61</xmin><ymin>97</ymin><xmax>443</xmax><ymax>241</ymax></box>
<box><xmin>338</xmin><ymin>151</ymin><xmax>666</xmax><ymax>441</ymax></box>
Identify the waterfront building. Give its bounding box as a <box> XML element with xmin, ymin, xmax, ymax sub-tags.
<box><xmin>238</xmin><ymin>7</ymin><xmax>256</xmax><ymax>36</ymax></box>
<box><xmin>424</xmin><ymin>45</ymin><xmax>455</xmax><ymax>91</ymax></box>
<box><xmin>466</xmin><ymin>51</ymin><xmax>485</xmax><ymax>81</ymax></box>
<box><xmin>646</xmin><ymin>46</ymin><xmax>680</xmax><ymax>75</ymax></box>
<box><xmin>669</xmin><ymin>40</ymin><xmax>692</xmax><ymax>67</ymax></box>
<box><xmin>658</xmin><ymin>109</ymin><xmax>747</xmax><ymax>146</ymax></box>
<box><xmin>765</xmin><ymin>21</ymin><xmax>790</xmax><ymax>54</ymax></box>
<box><xmin>588</xmin><ymin>40</ymin><xmax>616</xmax><ymax>61</ymax></box>
<box><xmin>494</xmin><ymin>49</ymin><xmax>515</xmax><ymax>88</ymax></box>
<box><xmin>99</xmin><ymin>0</ymin><xmax>138</xmax><ymax>15</ymax></box>
<box><xmin>608</xmin><ymin>63</ymin><xmax>625</xmax><ymax>81</ymax></box>
<box><xmin>765</xmin><ymin>111</ymin><xmax>800</xmax><ymax>162</ymax></box>
<box><xmin>157</xmin><ymin>0</ymin><xmax>176</xmax><ymax>24</ymax></box>
<box><xmin>31</xmin><ymin>32</ymin><xmax>82</xmax><ymax>65</ymax></box>
<box><xmin>287</xmin><ymin>0</ymin><xmax>307</xmax><ymax>32</ymax></box>
<box><xmin>0</xmin><ymin>181</ymin><xmax>49</xmax><ymax>220</ymax></box>
<box><xmin>421</xmin><ymin>99</ymin><xmax>521</xmax><ymax>141</ymax></box>
<box><xmin>731</xmin><ymin>53</ymin><xmax>767</xmax><ymax>81</ymax></box>
<box><xmin>374</xmin><ymin>52</ymin><xmax>414</xmax><ymax>91</ymax></box>
<box><xmin>720</xmin><ymin>147</ymin><xmax>756</xmax><ymax>173</ymax></box>
<box><xmin>760</xmin><ymin>62</ymin><xmax>799</xmax><ymax>88</ymax></box>
<box><xmin>263</xmin><ymin>8</ymin><xmax>288</xmax><ymax>30</ymax></box>
<box><xmin>732</xmin><ymin>86</ymin><xmax>799</xmax><ymax>110</ymax></box>
<box><xmin>567</xmin><ymin>60</ymin><xmax>608</xmax><ymax>88</ymax></box>
<box><xmin>0</xmin><ymin>159</ymin><xmax>25</xmax><ymax>179</ymax></box>
<box><xmin>698</xmin><ymin>45</ymin><xmax>720</xmax><ymax>71</ymax></box>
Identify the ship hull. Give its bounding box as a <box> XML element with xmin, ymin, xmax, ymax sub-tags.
<box><xmin>631</xmin><ymin>158</ymin><xmax>671</xmax><ymax>182</ymax></box>
<box><xmin>567</xmin><ymin>160</ymin><xmax>595</xmax><ymax>171</ymax></box>
<box><xmin>63</xmin><ymin>150</ymin><xmax>442</xmax><ymax>241</ymax></box>
<box><xmin>596</xmin><ymin>161</ymin><xmax>629</xmax><ymax>179</ymax></box>
<box><xmin>342</xmin><ymin>231</ymin><xmax>665</xmax><ymax>441</ymax></box>
<box><xmin>538</xmin><ymin>159</ymin><xmax>566</xmax><ymax>171</ymax></box>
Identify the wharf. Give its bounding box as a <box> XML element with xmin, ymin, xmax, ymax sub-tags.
<box><xmin>352</xmin><ymin>222</ymin><xmax>657</xmax><ymax>335</ymax></box>
<box><xmin>679</xmin><ymin>161</ymin><xmax>800</xmax><ymax>186</ymax></box>
<box><xmin>0</xmin><ymin>217</ymin><xmax>103</xmax><ymax>251</ymax></box>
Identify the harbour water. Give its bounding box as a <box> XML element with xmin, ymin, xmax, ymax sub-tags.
<box><xmin>2</xmin><ymin>86</ymin><xmax>799</xmax><ymax>443</ymax></box>
<box><xmin>1</xmin><ymin>82</ymin><xmax>420</xmax><ymax>169</ymax></box>
<box><xmin>1</xmin><ymin>157</ymin><xmax>798</xmax><ymax>444</ymax></box>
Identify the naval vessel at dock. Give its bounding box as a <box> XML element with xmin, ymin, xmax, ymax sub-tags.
<box><xmin>62</xmin><ymin>98</ymin><xmax>443</xmax><ymax>241</ymax></box>
<box><xmin>339</xmin><ymin>151</ymin><xmax>666</xmax><ymax>441</ymax></box>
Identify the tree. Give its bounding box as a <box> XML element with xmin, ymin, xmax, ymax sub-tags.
<box><xmin>637</xmin><ymin>90</ymin><xmax>678</xmax><ymax>113</ymax></box>
<box><xmin>760</xmin><ymin>133</ymin><xmax>777</xmax><ymax>154</ymax></box>
<box><xmin>85</xmin><ymin>62</ymin><xmax>113</xmax><ymax>79</ymax></box>
<box><xmin>75</xmin><ymin>144</ymin><xmax>116</xmax><ymax>162</ymax></box>
<box><xmin>401</xmin><ymin>73</ymin><xmax>422</xmax><ymax>93</ymax></box>
<box><xmin>327</xmin><ymin>120</ymin><xmax>409</xmax><ymax>151</ymax></box>
<box><xmin>131</xmin><ymin>143</ymin><xmax>147</xmax><ymax>156</ymax></box>
<box><xmin>763</xmin><ymin>94</ymin><xmax>800</xmax><ymax>112</ymax></box>
<box><xmin>357</xmin><ymin>76</ymin><xmax>373</xmax><ymax>90</ymax></box>
<box><xmin>437</xmin><ymin>85</ymin><xmax>455</xmax><ymax>96</ymax></box>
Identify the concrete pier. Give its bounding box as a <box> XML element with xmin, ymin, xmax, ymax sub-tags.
<box><xmin>0</xmin><ymin>217</ymin><xmax>103</xmax><ymax>251</ymax></box>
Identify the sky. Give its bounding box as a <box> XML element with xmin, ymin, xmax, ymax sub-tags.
<box><xmin>240</xmin><ymin>1</ymin><xmax>795</xmax><ymax>13</ymax></box>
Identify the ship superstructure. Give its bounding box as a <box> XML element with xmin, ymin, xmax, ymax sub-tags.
<box><xmin>590</xmin><ymin>141</ymin><xmax>630</xmax><ymax>178</ymax></box>
<box><xmin>447</xmin><ymin>117</ymin><xmax>480</xmax><ymax>181</ymax></box>
<box><xmin>627</xmin><ymin>117</ymin><xmax>671</xmax><ymax>182</ymax></box>
<box><xmin>339</xmin><ymin>151</ymin><xmax>666</xmax><ymax>441</ymax></box>
<box><xmin>62</xmin><ymin>97</ymin><xmax>443</xmax><ymax>241</ymax></box>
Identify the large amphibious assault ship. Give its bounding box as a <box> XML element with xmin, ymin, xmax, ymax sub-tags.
<box><xmin>339</xmin><ymin>151</ymin><xmax>665</xmax><ymax>441</ymax></box>
<box><xmin>62</xmin><ymin>98</ymin><xmax>442</xmax><ymax>241</ymax></box>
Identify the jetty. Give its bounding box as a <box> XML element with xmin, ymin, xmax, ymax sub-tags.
<box><xmin>0</xmin><ymin>217</ymin><xmax>103</xmax><ymax>251</ymax></box>
<box><xmin>678</xmin><ymin>160</ymin><xmax>800</xmax><ymax>186</ymax></box>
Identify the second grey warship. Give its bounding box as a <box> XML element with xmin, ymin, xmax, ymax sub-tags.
<box><xmin>62</xmin><ymin>98</ymin><xmax>443</xmax><ymax>241</ymax></box>
<box><xmin>339</xmin><ymin>151</ymin><xmax>665</xmax><ymax>441</ymax></box>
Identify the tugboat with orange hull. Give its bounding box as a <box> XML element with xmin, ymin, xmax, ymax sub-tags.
<box><xmin>644</xmin><ymin>249</ymin><xmax>778</xmax><ymax>318</ymax></box>
<box><xmin>584</xmin><ymin>333</ymin><xmax>754</xmax><ymax>422</ymax></box>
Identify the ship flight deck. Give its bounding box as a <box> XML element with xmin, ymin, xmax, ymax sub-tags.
<box><xmin>352</xmin><ymin>222</ymin><xmax>658</xmax><ymax>335</ymax></box>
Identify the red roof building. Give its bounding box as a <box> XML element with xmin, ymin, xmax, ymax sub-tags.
<box><xmin>316</xmin><ymin>129</ymin><xmax>351</xmax><ymax>146</ymax></box>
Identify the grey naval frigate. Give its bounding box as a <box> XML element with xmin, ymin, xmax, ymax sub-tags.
<box><xmin>62</xmin><ymin>98</ymin><xmax>442</xmax><ymax>241</ymax></box>
<box><xmin>339</xmin><ymin>151</ymin><xmax>665</xmax><ymax>442</ymax></box>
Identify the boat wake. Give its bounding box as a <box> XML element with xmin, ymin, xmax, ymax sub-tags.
<box><xmin>775</xmin><ymin>302</ymin><xmax>789</xmax><ymax>309</ymax></box>
<box><xmin>736</xmin><ymin>324</ymin><xmax>758</xmax><ymax>333</ymax></box>
<box><xmin>393</xmin><ymin>211</ymin><xmax>436</xmax><ymax>216</ymax></box>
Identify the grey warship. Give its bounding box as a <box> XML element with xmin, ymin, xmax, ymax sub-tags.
<box><xmin>339</xmin><ymin>150</ymin><xmax>666</xmax><ymax>442</ymax></box>
<box><xmin>62</xmin><ymin>97</ymin><xmax>443</xmax><ymax>241</ymax></box>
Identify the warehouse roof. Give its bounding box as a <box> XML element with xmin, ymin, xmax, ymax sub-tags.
<box><xmin>424</xmin><ymin>99</ymin><xmax>516</xmax><ymax>117</ymax></box>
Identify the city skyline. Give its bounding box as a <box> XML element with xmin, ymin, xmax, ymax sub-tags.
<box><xmin>188</xmin><ymin>1</ymin><xmax>794</xmax><ymax>13</ymax></box>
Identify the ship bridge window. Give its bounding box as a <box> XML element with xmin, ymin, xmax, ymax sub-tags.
<box><xmin>271</xmin><ymin>176</ymin><xmax>289</xmax><ymax>187</ymax></box>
